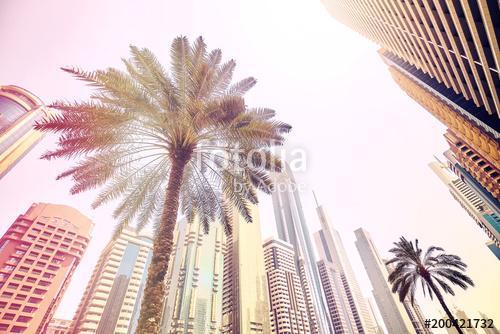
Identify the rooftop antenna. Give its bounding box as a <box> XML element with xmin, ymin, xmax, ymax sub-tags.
<box><xmin>312</xmin><ymin>191</ymin><xmax>320</xmax><ymax>207</ymax></box>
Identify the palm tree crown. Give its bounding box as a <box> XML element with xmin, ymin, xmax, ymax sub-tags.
<box><xmin>387</xmin><ymin>237</ymin><xmax>474</xmax><ymax>334</ymax></box>
<box><xmin>36</xmin><ymin>36</ymin><xmax>290</xmax><ymax>235</ymax></box>
<box><xmin>387</xmin><ymin>237</ymin><xmax>474</xmax><ymax>303</ymax></box>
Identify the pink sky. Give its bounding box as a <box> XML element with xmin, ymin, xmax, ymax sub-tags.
<box><xmin>1</xmin><ymin>0</ymin><xmax>498</xmax><ymax>331</ymax></box>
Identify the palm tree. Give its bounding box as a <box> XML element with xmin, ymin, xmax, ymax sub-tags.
<box><xmin>387</xmin><ymin>237</ymin><xmax>474</xmax><ymax>334</ymax></box>
<box><xmin>35</xmin><ymin>36</ymin><xmax>290</xmax><ymax>334</ymax></box>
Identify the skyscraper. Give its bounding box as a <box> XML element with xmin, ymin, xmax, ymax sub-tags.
<box><xmin>429</xmin><ymin>159</ymin><xmax>499</xmax><ymax>257</ymax></box>
<box><xmin>70</xmin><ymin>227</ymin><xmax>153</xmax><ymax>334</ymax></box>
<box><xmin>321</xmin><ymin>0</ymin><xmax>499</xmax><ymax>116</ymax></box>
<box><xmin>263</xmin><ymin>238</ymin><xmax>311</xmax><ymax>334</ymax></box>
<box><xmin>221</xmin><ymin>205</ymin><xmax>270</xmax><ymax>334</ymax></box>
<box><xmin>271</xmin><ymin>165</ymin><xmax>333</xmax><ymax>333</ymax></box>
<box><xmin>321</xmin><ymin>0</ymin><xmax>499</xmax><ymax>205</ymax></box>
<box><xmin>354</xmin><ymin>228</ymin><xmax>416</xmax><ymax>334</ymax></box>
<box><xmin>161</xmin><ymin>218</ymin><xmax>225</xmax><ymax>333</ymax></box>
<box><xmin>314</xmin><ymin>199</ymin><xmax>376</xmax><ymax>334</ymax></box>
<box><xmin>0</xmin><ymin>203</ymin><xmax>93</xmax><ymax>334</ymax></box>
<box><xmin>401</xmin><ymin>300</ymin><xmax>431</xmax><ymax>334</ymax></box>
<box><xmin>316</xmin><ymin>260</ymin><xmax>355</xmax><ymax>334</ymax></box>
<box><xmin>0</xmin><ymin>85</ymin><xmax>51</xmax><ymax>179</ymax></box>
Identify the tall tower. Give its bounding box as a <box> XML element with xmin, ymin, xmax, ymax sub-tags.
<box><xmin>263</xmin><ymin>238</ymin><xmax>311</xmax><ymax>334</ymax></box>
<box><xmin>314</xmin><ymin>200</ymin><xmax>376</xmax><ymax>334</ymax></box>
<box><xmin>354</xmin><ymin>228</ymin><xmax>415</xmax><ymax>333</ymax></box>
<box><xmin>221</xmin><ymin>205</ymin><xmax>270</xmax><ymax>334</ymax></box>
<box><xmin>271</xmin><ymin>165</ymin><xmax>333</xmax><ymax>333</ymax></box>
<box><xmin>0</xmin><ymin>85</ymin><xmax>51</xmax><ymax>179</ymax></box>
<box><xmin>70</xmin><ymin>227</ymin><xmax>153</xmax><ymax>334</ymax></box>
<box><xmin>321</xmin><ymin>0</ymin><xmax>499</xmax><ymax>204</ymax></box>
<box><xmin>429</xmin><ymin>159</ymin><xmax>500</xmax><ymax>258</ymax></box>
<box><xmin>0</xmin><ymin>203</ymin><xmax>93</xmax><ymax>334</ymax></box>
<box><xmin>161</xmin><ymin>218</ymin><xmax>225</xmax><ymax>333</ymax></box>
<box><xmin>355</xmin><ymin>228</ymin><xmax>429</xmax><ymax>334</ymax></box>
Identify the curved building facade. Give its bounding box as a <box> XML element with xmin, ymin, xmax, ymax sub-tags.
<box><xmin>0</xmin><ymin>85</ymin><xmax>50</xmax><ymax>179</ymax></box>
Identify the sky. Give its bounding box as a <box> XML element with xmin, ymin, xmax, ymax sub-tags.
<box><xmin>0</xmin><ymin>0</ymin><xmax>498</xmax><ymax>332</ymax></box>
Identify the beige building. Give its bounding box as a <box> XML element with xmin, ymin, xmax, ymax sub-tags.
<box><xmin>263</xmin><ymin>238</ymin><xmax>311</xmax><ymax>334</ymax></box>
<box><xmin>221</xmin><ymin>205</ymin><xmax>271</xmax><ymax>334</ymax></box>
<box><xmin>161</xmin><ymin>218</ymin><xmax>225</xmax><ymax>333</ymax></box>
<box><xmin>69</xmin><ymin>227</ymin><xmax>153</xmax><ymax>334</ymax></box>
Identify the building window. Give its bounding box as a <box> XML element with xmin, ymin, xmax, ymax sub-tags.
<box><xmin>16</xmin><ymin>316</ymin><xmax>32</xmax><ymax>323</ymax></box>
<box><xmin>22</xmin><ymin>306</ymin><xmax>37</xmax><ymax>313</ymax></box>
<box><xmin>9</xmin><ymin>303</ymin><xmax>21</xmax><ymax>310</ymax></box>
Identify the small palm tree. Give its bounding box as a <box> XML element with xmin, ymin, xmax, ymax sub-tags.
<box><xmin>387</xmin><ymin>237</ymin><xmax>474</xmax><ymax>334</ymax></box>
<box><xmin>35</xmin><ymin>36</ymin><xmax>290</xmax><ymax>334</ymax></box>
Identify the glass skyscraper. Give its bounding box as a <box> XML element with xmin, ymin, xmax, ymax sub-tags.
<box><xmin>271</xmin><ymin>164</ymin><xmax>333</xmax><ymax>334</ymax></box>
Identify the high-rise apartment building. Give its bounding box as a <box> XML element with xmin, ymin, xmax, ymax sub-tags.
<box><xmin>221</xmin><ymin>205</ymin><xmax>270</xmax><ymax>334</ymax></box>
<box><xmin>271</xmin><ymin>165</ymin><xmax>333</xmax><ymax>333</ymax></box>
<box><xmin>313</xmin><ymin>200</ymin><xmax>376</xmax><ymax>334</ymax></box>
<box><xmin>402</xmin><ymin>300</ymin><xmax>431</xmax><ymax>334</ymax></box>
<box><xmin>263</xmin><ymin>238</ymin><xmax>311</xmax><ymax>334</ymax></box>
<box><xmin>0</xmin><ymin>203</ymin><xmax>92</xmax><ymax>334</ymax></box>
<box><xmin>354</xmin><ymin>228</ymin><xmax>416</xmax><ymax>334</ymax></box>
<box><xmin>443</xmin><ymin>149</ymin><xmax>499</xmax><ymax>220</ymax></box>
<box><xmin>316</xmin><ymin>260</ymin><xmax>356</xmax><ymax>334</ymax></box>
<box><xmin>321</xmin><ymin>0</ymin><xmax>499</xmax><ymax>207</ymax></box>
<box><xmin>161</xmin><ymin>218</ymin><xmax>225</xmax><ymax>333</ymax></box>
<box><xmin>429</xmin><ymin>159</ymin><xmax>500</xmax><ymax>257</ymax></box>
<box><xmin>69</xmin><ymin>227</ymin><xmax>153</xmax><ymax>334</ymax></box>
<box><xmin>0</xmin><ymin>85</ymin><xmax>51</xmax><ymax>179</ymax></box>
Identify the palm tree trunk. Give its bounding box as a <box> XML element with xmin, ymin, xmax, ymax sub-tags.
<box><xmin>426</xmin><ymin>278</ymin><xmax>464</xmax><ymax>334</ymax></box>
<box><xmin>135</xmin><ymin>153</ymin><xmax>190</xmax><ymax>334</ymax></box>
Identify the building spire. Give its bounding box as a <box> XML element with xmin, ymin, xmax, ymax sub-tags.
<box><xmin>313</xmin><ymin>191</ymin><xmax>320</xmax><ymax>207</ymax></box>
